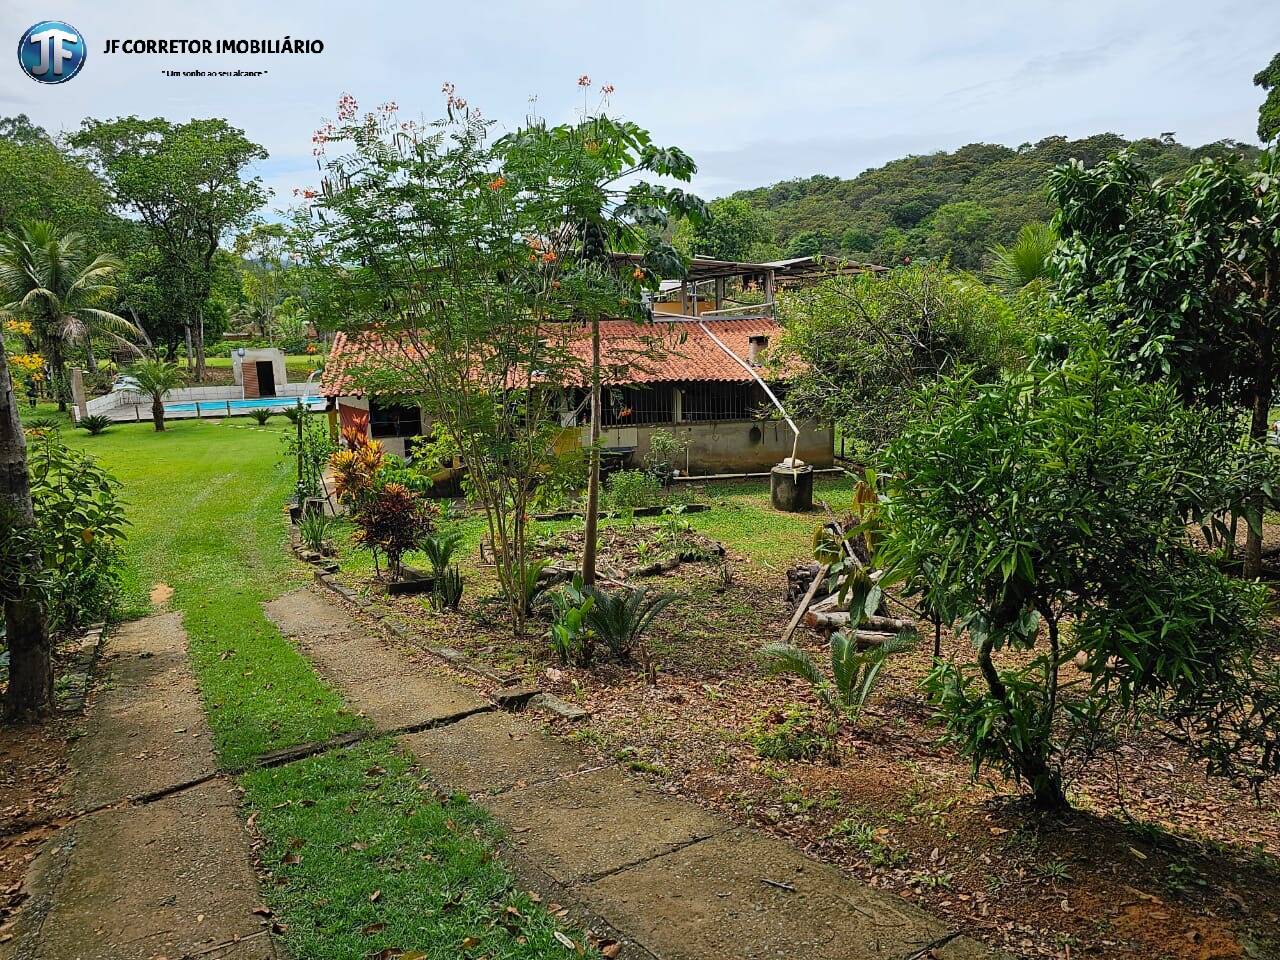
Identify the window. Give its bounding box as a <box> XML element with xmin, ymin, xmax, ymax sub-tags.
<box><xmin>601</xmin><ymin>385</ymin><xmax>673</xmax><ymax>426</ymax></box>
<box><xmin>369</xmin><ymin>400</ymin><xmax>422</xmax><ymax>438</ymax></box>
<box><xmin>681</xmin><ymin>382</ymin><xmax>754</xmax><ymax>421</ymax></box>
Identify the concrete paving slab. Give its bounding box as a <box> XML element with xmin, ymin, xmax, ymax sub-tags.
<box><xmin>12</xmin><ymin>779</ymin><xmax>272</xmax><ymax>960</ymax></box>
<box><xmin>400</xmin><ymin>710</ymin><xmax>590</xmax><ymax>795</ymax></box>
<box><xmin>580</xmin><ymin>826</ymin><xmax>992</xmax><ymax>960</ymax></box>
<box><xmin>478</xmin><ymin>767</ymin><xmax>726</xmax><ymax>886</ymax></box>
<box><xmin>265</xmin><ymin>589</ymin><xmax>488</xmax><ymax>728</ymax></box>
<box><xmin>70</xmin><ymin>612</ymin><xmax>217</xmax><ymax>809</ymax></box>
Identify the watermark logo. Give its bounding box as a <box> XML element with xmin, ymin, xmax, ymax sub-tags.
<box><xmin>17</xmin><ymin>20</ymin><xmax>86</xmax><ymax>84</ymax></box>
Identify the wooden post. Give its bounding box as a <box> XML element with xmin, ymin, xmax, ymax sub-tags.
<box><xmin>714</xmin><ymin>276</ymin><xmax>726</xmax><ymax>311</ymax></box>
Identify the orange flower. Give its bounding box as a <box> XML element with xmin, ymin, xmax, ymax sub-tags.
<box><xmin>488</xmin><ymin>175</ymin><xmax>506</xmax><ymax>191</ymax></box>
<box><xmin>632</xmin><ymin>267</ymin><xmax>645</xmax><ymax>280</ymax></box>
<box><xmin>541</xmin><ymin>251</ymin><xmax>557</xmax><ymax>263</ymax></box>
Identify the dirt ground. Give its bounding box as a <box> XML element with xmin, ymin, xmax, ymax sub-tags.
<box><xmin>358</xmin><ymin>524</ymin><xmax>1280</xmax><ymax>960</ymax></box>
<box><xmin>0</xmin><ymin>719</ymin><xmax>75</xmax><ymax>945</ymax></box>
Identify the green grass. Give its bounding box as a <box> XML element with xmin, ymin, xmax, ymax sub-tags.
<box><xmin>62</xmin><ymin>417</ymin><xmax>589</xmax><ymax>955</ymax></box>
<box><xmin>64</xmin><ymin>417</ymin><xmax>360</xmax><ymax>767</ymax></box>
<box><xmin>685</xmin><ymin>476</ymin><xmax>855</xmax><ymax>568</ymax></box>
<box><xmin>244</xmin><ymin>739</ymin><xmax>596</xmax><ymax>960</ymax></box>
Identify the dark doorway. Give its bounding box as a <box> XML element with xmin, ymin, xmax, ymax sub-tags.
<box><xmin>255</xmin><ymin>361</ymin><xmax>276</xmax><ymax>397</ymax></box>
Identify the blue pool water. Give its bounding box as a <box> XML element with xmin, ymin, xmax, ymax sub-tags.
<box><xmin>164</xmin><ymin>396</ymin><xmax>327</xmax><ymax>415</ymax></box>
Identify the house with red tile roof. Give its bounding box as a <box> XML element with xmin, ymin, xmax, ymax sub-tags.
<box><xmin>320</xmin><ymin>257</ymin><xmax>850</xmax><ymax>474</ymax></box>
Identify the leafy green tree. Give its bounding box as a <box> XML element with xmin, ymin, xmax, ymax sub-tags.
<box><xmin>986</xmin><ymin>221</ymin><xmax>1057</xmax><ymax>294</ymax></box>
<box><xmin>130</xmin><ymin>358</ymin><xmax>185</xmax><ymax>431</ymax></box>
<box><xmin>495</xmin><ymin>91</ymin><xmax>702</xmax><ymax>587</ymax></box>
<box><xmin>688</xmin><ymin>197</ymin><xmax>769</xmax><ymax>261</ymax></box>
<box><xmin>1049</xmin><ymin>147</ymin><xmax>1280</xmax><ymax>576</ymax></box>
<box><xmin>71</xmin><ymin>117</ymin><xmax>267</xmax><ymax>381</ymax></box>
<box><xmin>870</xmin><ymin>335</ymin><xmax>1279</xmax><ymax>808</ymax></box>
<box><xmin>1255</xmin><ymin>52</ymin><xmax>1280</xmax><ymax>142</ymax></box>
<box><xmin>917</xmin><ymin>200</ymin><xmax>995</xmax><ymax>269</ymax></box>
<box><xmin>0</xmin><ymin>121</ymin><xmax>114</xmax><ymax>241</ymax></box>
<box><xmin>775</xmin><ymin>262</ymin><xmax>1026</xmax><ymax>457</ymax></box>
<box><xmin>0</xmin><ymin>221</ymin><xmax>134</xmax><ymax>408</ymax></box>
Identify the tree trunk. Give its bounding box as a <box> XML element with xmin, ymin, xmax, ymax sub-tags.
<box><xmin>976</xmin><ymin>635</ymin><xmax>1067</xmax><ymax>810</ymax></box>
<box><xmin>84</xmin><ymin>337</ymin><xmax>98</xmax><ymax>374</ymax></box>
<box><xmin>1243</xmin><ymin>331</ymin><xmax>1274</xmax><ymax>579</ymax></box>
<box><xmin>48</xmin><ymin>336</ymin><xmax>68</xmax><ymax>413</ymax></box>
<box><xmin>152</xmin><ymin>395</ymin><xmax>166</xmax><ymax>432</ymax></box>
<box><xmin>195</xmin><ymin>307</ymin><xmax>206</xmax><ymax>383</ymax></box>
<box><xmin>0</xmin><ymin>333</ymin><xmax>53</xmax><ymax>722</ymax></box>
<box><xmin>581</xmin><ymin>316</ymin><xmax>602</xmax><ymax>586</ymax></box>
<box><xmin>184</xmin><ymin>325</ymin><xmax>194</xmax><ymax>372</ymax></box>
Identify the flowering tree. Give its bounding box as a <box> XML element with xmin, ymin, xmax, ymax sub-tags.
<box><xmin>495</xmin><ymin>77</ymin><xmax>703</xmax><ymax>584</ymax></box>
<box><xmin>298</xmin><ymin>86</ymin><xmax>701</xmax><ymax>626</ymax></box>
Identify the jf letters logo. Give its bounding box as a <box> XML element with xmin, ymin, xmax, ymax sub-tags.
<box><xmin>18</xmin><ymin>21</ymin><xmax>86</xmax><ymax>84</ymax></box>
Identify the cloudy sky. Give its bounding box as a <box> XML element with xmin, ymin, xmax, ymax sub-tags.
<box><xmin>4</xmin><ymin>1</ymin><xmax>1277</xmax><ymax>208</ymax></box>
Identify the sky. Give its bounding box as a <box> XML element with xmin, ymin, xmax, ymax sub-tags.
<box><xmin>3</xmin><ymin>1</ymin><xmax>1277</xmax><ymax>210</ymax></box>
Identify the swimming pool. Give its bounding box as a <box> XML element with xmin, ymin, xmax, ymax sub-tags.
<box><xmin>163</xmin><ymin>396</ymin><xmax>327</xmax><ymax>415</ymax></box>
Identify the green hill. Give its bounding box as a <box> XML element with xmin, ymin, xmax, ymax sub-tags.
<box><xmin>730</xmin><ymin>134</ymin><xmax>1259</xmax><ymax>270</ymax></box>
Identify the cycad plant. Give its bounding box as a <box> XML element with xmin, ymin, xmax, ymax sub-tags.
<box><xmin>761</xmin><ymin>630</ymin><xmax>916</xmax><ymax>728</ymax></box>
<box><xmin>423</xmin><ymin>528</ymin><xmax>464</xmax><ymax>578</ymax></box>
<box><xmin>986</xmin><ymin>222</ymin><xmax>1058</xmax><ymax>295</ymax></box>
<box><xmin>0</xmin><ymin>220</ymin><xmax>137</xmax><ymax>409</ymax></box>
<box><xmin>584</xmin><ymin>585</ymin><xmax>675</xmax><ymax>663</ymax></box>
<box><xmin>130</xmin><ymin>358</ymin><xmax>186</xmax><ymax>432</ymax></box>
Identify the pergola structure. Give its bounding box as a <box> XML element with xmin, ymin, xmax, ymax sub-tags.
<box><xmin>611</xmin><ymin>253</ymin><xmax>887</xmax><ymax>318</ymax></box>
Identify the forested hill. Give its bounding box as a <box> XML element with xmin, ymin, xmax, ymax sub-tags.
<box><xmin>729</xmin><ymin>134</ymin><xmax>1259</xmax><ymax>270</ymax></box>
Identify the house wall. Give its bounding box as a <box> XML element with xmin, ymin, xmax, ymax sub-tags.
<box><xmin>232</xmin><ymin>348</ymin><xmax>287</xmax><ymax>389</ymax></box>
<box><xmin>597</xmin><ymin>418</ymin><xmax>833</xmax><ymax>474</ymax></box>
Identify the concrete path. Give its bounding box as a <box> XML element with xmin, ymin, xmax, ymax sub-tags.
<box><xmin>266</xmin><ymin>588</ymin><xmax>997</xmax><ymax>960</ymax></box>
<box><xmin>3</xmin><ymin>615</ymin><xmax>274</xmax><ymax>960</ymax></box>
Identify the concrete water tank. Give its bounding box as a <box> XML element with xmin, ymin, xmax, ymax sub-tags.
<box><xmin>770</xmin><ymin>458</ymin><xmax>814</xmax><ymax>512</ymax></box>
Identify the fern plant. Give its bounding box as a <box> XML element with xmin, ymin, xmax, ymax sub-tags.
<box><xmin>249</xmin><ymin>408</ymin><xmax>273</xmax><ymax>425</ymax></box>
<box><xmin>761</xmin><ymin>630</ymin><xmax>916</xmax><ymax>724</ymax></box>
<box><xmin>510</xmin><ymin>557</ymin><xmax>553</xmax><ymax>615</ymax></box>
<box><xmin>584</xmin><ymin>585</ymin><xmax>674</xmax><ymax>662</ymax></box>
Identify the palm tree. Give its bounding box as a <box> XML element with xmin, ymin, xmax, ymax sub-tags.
<box><xmin>986</xmin><ymin>222</ymin><xmax>1058</xmax><ymax>295</ymax></box>
<box><xmin>0</xmin><ymin>220</ymin><xmax>137</xmax><ymax>411</ymax></box>
<box><xmin>131</xmin><ymin>358</ymin><xmax>186</xmax><ymax>432</ymax></box>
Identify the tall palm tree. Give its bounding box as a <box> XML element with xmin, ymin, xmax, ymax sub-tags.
<box><xmin>986</xmin><ymin>222</ymin><xmax>1058</xmax><ymax>295</ymax></box>
<box><xmin>0</xmin><ymin>221</ymin><xmax>136</xmax><ymax>411</ymax></box>
<box><xmin>130</xmin><ymin>358</ymin><xmax>186</xmax><ymax>431</ymax></box>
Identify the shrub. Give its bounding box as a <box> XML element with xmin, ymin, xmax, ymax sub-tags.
<box><xmin>549</xmin><ymin>591</ymin><xmax>595</xmax><ymax>666</ymax></box>
<box><xmin>605</xmin><ymin>469</ymin><xmax>662</xmax><ymax>523</ymax></box>
<box><xmin>249</xmin><ymin>408</ymin><xmax>273</xmax><ymax>425</ymax></box>
<box><xmin>431</xmin><ymin>566</ymin><xmax>464</xmax><ymax>611</ymax></box>
<box><xmin>511</xmin><ymin>557</ymin><xmax>553</xmax><ymax>616</ymax></box>
<box><xmin>76</xmin><ymin>414</ymin><xmax>111</xmax><ymax>435</ymax></box>
<box><xmin>352</xmin><ymin>482</ymin><xmax>436</xmax><ymax>581</ymax></box>
<box><xmin>23</xmin><ymin>415</ymin><xmax>60</xmax><ymax>432</ymax></box>
<box><xmin>283</xmin><ymin>402</ymin><xmax>306</xmax><ymax>424</ymax></box>
<box><xmin>870</xmin><ymin>335</ymin><xmax>1280</xmax><ymax>807</ymax></box>
<box><xmin>23</xmin><ymin>431</ymin><xmax>127</xmax><ymax>634</ymax></box>
<box><xmin>583</xmin><ymin>584</ymin><xmax>674</xmax><ymax>663</ymax></box>
<box><xmin>644</xmin><ymin>429</ymin><xmax>689</xmax><ymax>485</ymax></box>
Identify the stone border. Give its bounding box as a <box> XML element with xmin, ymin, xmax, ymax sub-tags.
<box><xmin>54</xmin><ymin>622</ymin><xmax>107</xmax><ymax>715</ymax></box>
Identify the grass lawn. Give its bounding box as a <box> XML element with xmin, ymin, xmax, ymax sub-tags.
<box><xmin>244</xmin><ymin>740</ymin><xmax>596</xmax><ymax>960</ymax></box>
<box><xmin>66</xmin><ymin>417</ymin><xmax>358</xmax><ymax>767</ymax></box>
<box><xmin>61</xmin><ymin>417</ymin><xmax>592</xmax><ymax>958</ymax></box>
